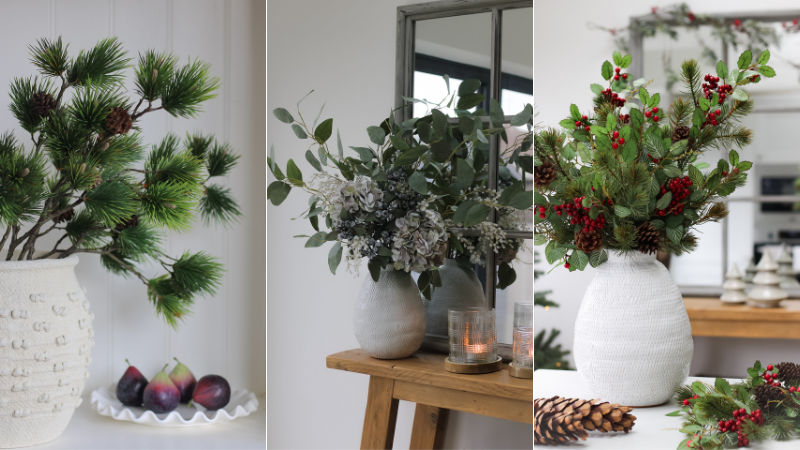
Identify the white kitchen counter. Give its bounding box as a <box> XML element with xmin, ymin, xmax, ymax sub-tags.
<box><xmin>535</xmin><ymin>370</ymin><xmax>797</xmax><ymax>449</ymax></box>
<box><xmin>23</xmin><ymin>394</ymin><xmax>266</xmax><ymax>450</ymax></box>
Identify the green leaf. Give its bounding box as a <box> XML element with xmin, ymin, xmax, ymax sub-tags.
<box><xmin>350</xmin><ymin>146</ymin><xmax>374</xmax><ymax>163</ymax></box>
<box><xmin>759</xmin><ymin>65</ymin><xmax>776</xmax><ymax>78</ymax></box>
<box><xmin>508</xmin><ymin>191</ymin><xmax>533</xmax><ymax>210</ymax></box>
<box><xmin>667</xmin><ymin>225</ymin><xmax>684</xmax><ymax>245</ymax></box>
<box><xmin>314</xmin><ymin>118</ymin><xmax>333</xmax><ymax>143</ymax></box>
<box><xmin>476</xmin><ymin>129</ymin><xmax>488</xmax><ymax>144</ymax></box>
<box><xmin>715</xmin><ymin>378</ymin><xmax>733</xmax><ymax>397</ymax></box>
<box><xmin>663</xmin><ymin>164</ymin><xmax>681</xmax><ymax>178</ymax></box>
<box><xmin>730</xmin><ymin>89</ymin><xmax>748</xmax><ymax>101</ymax></box>
<box><xmin>456</xmin><ymin>93</ymin><xmax>484</xmax><ymax>110</ymax></box>
<box><xmin>738</xmin><ymin>50</ymin><xmax>752</xmax><ymax>70</ymax></box>
<box><xmin>390</xmin><ymin>135</ymin><xmax>409</xmax><ymax>151</ymax></box>
<box><xmin>645</xmin><ymin>133</ymin><xmax>667</xmax><ymax>158</ymax></box>
<box><xmin>305</xmin><ymin>149</ymin><xmax>322</xmax><ymax>172</ymax></box>
<box><xmin>569</xmin><ymin>250</ymin><xmax>589</xmax><ymax>271</ymax></box>
<box><xmin>698</xmin><ymin>97</ymin><xmax>710</xmax><ymax>111</ymax></box>
<box><xmin>737</xmin><ymin>161</ymin><xmax>753</xmax><ymax>171</ymax></box>
<box><xmin>589</xmin><ymin>249</ymin><xmax>608</xmax><ymax>268</ymax></box>
<box><xmin>620</xmin><ymin>54</ymin><xmax>632</xmax><ymax>69</ymax></box>
<box><xmin>304</xmin><ymin>232</ymin><xmax>327</xmax><ymax>248</ymax></box>
<box><xmin>670</xmin><ymin>140</ymin><xmax>687</xmax><ymax>156</ymax></box>
<box><xmin>286</xmin><ymin>159</ymin><xmax>303</xmax><ymax>186</ymax></box>
<box><xmin>590</xmin><ymin>83</ymin><xmax>603</xmax><ymax>95</ymax></box>
<box><xmin>729</xmin><ymin>150</ymin><xmax>739</xmax><ymax>166</ymax></box>
<box><xmin>496</xmin><ymin>263</ymin><xmax>517</xmax><ymax>289</ymax></box>
<box><xmin>328</xmin><ymin>242</ymin><xmax>342</xmax><ymax>274</ymax></box>
<box><xmin>622</xmin><ymin>140</ymin><xmax>636</xmax><ymax>163</ymax></box>
<box><xmin>452</xmin><ymin>200</ymin><xmax>477</xmax><ymax>225</ymax></box>
<box><xmin>590</xmin><ymin>125</ymin><xmax>607</xmax><ymax>136</ymax></box>
<box><xmin>394</xmin><ymin>146</ymin><xmax>428</xmax><ymax>166</ymax></box>
<box><xmin>458</xmin><ymin>116</ymin><xmax>475</xmax><ymax>134</ymax></box>
<box><xmin>408</xmin><ymin>171</ymin><xmax>428</xmax><ymax>195</ymax></box>
<box><xmin>456</xmin><ymin>158</ymin><xmax>475</xmax><ymax>188</ymax></box>
<box><xmin>666</xmin><ymin>410</ymin><xmax>682</xmax><ymax>417</ymax></box>
<box><xmin>546</xmin><ymin>247</ymin><xmax>568</xmax><ymax>265</ymax></box>
<box><xmin>758</xmin><ymin>49</ymin><xmax>770</xmax><ymax>65</ymax></box>
<box><xmin>570</xmin><ymin>104</ymin><xmax>581</xmax><ymax>120</ymax></box>
<box><xmin>560</xmin><ymin>119</ymin><xmax>577</xmax><ymax>129</ymax></box>
<box><xmin>639</xmin><ymin>88</ymin><xmax>650</xmax><ymax>107</ymax></box>
<box><xmin>690</xmin><ymin>189</ymin><xmax>706</xmax><ymax>202</ymax></box>
<box><xmin>432</xmin><ymin>109</ymin><xmax>448</xmax><ymax>136</ymax></box>
<box><xmin>318</xmin><ymin>146</ymin><xmax>328</xmax><ymax>167</ymax></box>
<box><xmin>716</xmin><ymin>60</ymin><xmax>729</xmax><ymax>79</ymax></box>
<box><xmin>273</xmin><ymin>107</ymin><xmax>294</xmax><ymax>124</ymax></box>
<box><xmin>267</xmin><ymin>181</ymin><xmax>291</xmax><ymax>206</ymax></box>
<box><xmin>692</xmin><ymin>108</ymin><xmax>704</xmax><ymax>128</ymax></box>
<box><xmin>695</xmin><ymin>162</ymin><xmax>710</xmax><ymax>170</ymax></box>
<box><xmin>336</xmin><ymin>130</ymin><xmax>344</xmax><ymax>158</ymax></box>
<box><xmin>366</xmin><ymin>126</ymin><xmax>386</xmax><ymax>146</ymax></box>
<box><xmin>458</xmin><ymin>79</ymin><xmax>481</xmax><ymax>95</ymax></box>
<box><xmin>613</xmin><ymin>51</ymin><xmax>623</xmax><ymax>66</ymax></box>
<box><xmin>368</xmin><ymin>259</ymin><xmax>381</xmax><ymax>282</ymax></box>
<box><xmin>657</xmin><ymin>192</ymin><xmax>672</xmax><ymax>210</ymax></box>
<box><xmin>601</xmin><ymin>60</ymin><xmax>613</xmax><ymax>81</ymax></box>
<box><xmin>615</xmin><ymin>205</ymin><xmax>631</xmax><ymax>218</ymax></box>
<box><xmin>648</xmin><ymin>93</ymin><xmax>660</xmax><ymax>108</ymax></box>
<box><xmin>489</xmin><ymin>99</ymin><xmax>504</xmax><ymax>128</ymax></box>
<box><xmin>464</xmin><ymin>204</ymin><xmax>491</xmax><ymax>227</ymax></box>
<box><xmin>291</xmin><ymin>124</ymin><xmax>307</xmax><ymax>139</ymax></box>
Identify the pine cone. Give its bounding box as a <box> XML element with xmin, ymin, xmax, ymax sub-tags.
<box><xmin>31</xmin><ymin>91</ymin><xmax>56</xmax><ymax>118</ymax></box>
<box><xmin>115</xmin><ymin>215</ymin><xmax>139</xmax><ymax>231</ymax></box>
<box><xmin>671</xmin><ymin>125</ymin><xmax>690</xmax><ymax>143</ymax></box>
<box><xmin>635</xmin><ymin>222</ymin><xmax>660</xmax><ymax>255</ymax></box>
<box><xmin>534</xmin><ymin>397</ymin><xmax>636</xmax><ymax>445</ymax></box>
<box><xmin>534</xmin><ymin>161</ymin><xmax>557</xmax><ymax>187</ymax></box>
<box><xmin>777</xmin><ymin>362</ymin><xmax>800</xmax><ymax>383</ymax></box>
<box><xmin>575</xmin><ymin>229</ymin><xmax>602</xmax><ymax>253</ymax></box>
<box><xmin>754</xmin><ymin>383</ymin><xmax>784</xmax><ymax>411</ymax></box>
<box><xmin>52</xmin><ymin>208</ymin><xmax>74</xmax><ymax>224</ymax></box>
<box><xmin>104</xmin><ymin>107</ymin><xmax>133</xmax><ymax>135</ymax></box>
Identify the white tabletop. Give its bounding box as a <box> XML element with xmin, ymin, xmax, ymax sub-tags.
<box><xmin>535</xmin><ymin>370</ymin><xmax>797</xmax><ymax>449</ymax></box>
<box><xmin>23</xmin><ymin>393</ymin><xmax>266</xmax><ymax>450</ymax></box>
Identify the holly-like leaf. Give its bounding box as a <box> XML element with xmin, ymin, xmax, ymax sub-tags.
<box><xmin>601</xmin><ymin>60</ymin><xmax>613</xmax><ymax>81</ymax></box>
<box><xmin>729</xmin><ymin>150</ymin><xmax>739</xmax><ymax>166</ymax></box>
<box><xmin>612</xmin><ymin>51</ymin><xmax>623</xmax><ymax>66</ymax></box>
<box><xmin>737</xmin><ymin>50</ymin><xmax>752</xmax><ymax>70</ymax></box>
<box><xmin>715</xmin><ymin>378</ymin><xmax>733</xmax><ymax>397</ymax></box>
<box><xmin>657</xmin><ymin>192</ymin><xmax>672</xmax><ymax>210</ymax></box>
<box><xmin>560</xmin><ymin>119</ymin><xmax>577</xmax><ymax>129</ymax></box>
<box><xmin>569</xmin><ymin>250</ymin><xmax>589</xmax><ymax>271</ymax></box>
<box><xmin>639</xmin><ymin>88</ymin><xmax>650</xmax><ymax>107</ymax></box>
<box><xmin>645</xmin><ymin>133</ymin><xmax>667</xmax><ymax>158</ymax></box>
<box><xmin>589</xmin><ymin>249</ymin><xmax>608</xmax><ymax>268</ymax></box>
<box><xmin>698</xmin><ymin>97</ymin><xmax>710</xmax><ymax>111</ymax></box>
<box><xmin>622</xmin><ymin>140</ymin><xmax>637</xmax><ymax>162</ymax></box>
<box><xmin>620</xmin><ymin>54</ymin><xmax>632</xmax><ymax>69</ymax></box>
<box><xmin>716</xmin><ymin>60</ymin><xmax>729</xmax><ymax>80</ymax></box>
<box><xmin>667</xmin><ymin>225</ymin><xmax>684</xmax><ymax>245</ymax></box>
<box><xmin>759</xmin><ymin>65</ymin><xmax>776</xmax><ymax>78</ymax></box>
<box><xmin>737</xmin><ymin>161</ymin><xmax>753</xmax><ymax>171</ymax></box>
<box><xmin>570</xmin><ymin>104</ymin><xmax>581</xmax><ymax>120</ymax></box>
<box><xmin>758</xmin><ymin>50</ymin><xmax>771</xmax><ymax>65</ymax></box>
<box><xmin>730</xmin><ymin>89</ymin><xmax>748</xmax><ymax>101</ymax></box>
<box><xmin>615</xmin><ymin>205</ymin><xmax>632</xmax><ymax>218</ymax></box>
<box><xmin>663</xmin><ymin>164</ymin><xmax>681</xmax><ymax>178</ymax></box>
<box><xmin>590</xmin><ymin>83</ymin><xmax>603</xmax><ymax>95</ymax></box>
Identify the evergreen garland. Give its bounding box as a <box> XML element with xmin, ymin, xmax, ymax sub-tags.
<box><xmin>0</xmin><ymin>36</ymin><xmax>240</xmax><ymax>327</ymax></box>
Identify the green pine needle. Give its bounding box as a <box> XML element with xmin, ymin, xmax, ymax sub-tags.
<box><xmin>200</xmin><ymin>183</ymin><xmax>241</xmax><ymax>226</ymax></box>
<box><xmin>160</xmin><ymin>58</ymin><xmax>220</xmax><ymax>118</ymax></box>
<box><xmin>67</xmin><ymin>37</ymin><xmax>131</xmax><ymax>86</ymax></box>
<box><xmin>28</xmin><ymin>36</ymin><xmax>70</xmax><ymax>77</ymax></box>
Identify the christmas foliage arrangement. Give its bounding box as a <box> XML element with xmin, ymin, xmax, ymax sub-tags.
<box><xmin>268</xmin><ymin>77</ymin><xmax>533</xmax><ymax>297</ymax></box>
<box><xmin>0</xmin><ymin>37</ymin><xmax>240</xmax><ymax>326</ymax></box>
<box><xmin>534</xmin><ymin>49</ymin><xmax>776</xmax><ymax>271</ymax></box>
<box><xmin>670</xmin><ymin>361</ymin><xmax>800</xmax><ymax>448</ymax></box>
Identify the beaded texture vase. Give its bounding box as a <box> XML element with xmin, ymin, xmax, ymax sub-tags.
<box><xmin>573</xmin><ymin>252</ymin><xmax>693</xmax><ymax>406</ymax></box>
<box><xmin>353</xmin><ymin>268</ymin><xmax>425</xmax><ymax>359</ymax></box>
<box><xmin>422</xmin><ymin>259</ymin><xmax>484</xmax><ymax>336</ymax></box>
<box><xmin>0</xmin><ymin>255</ymin><xmax>94</xmax><ymax>448</ymax></box>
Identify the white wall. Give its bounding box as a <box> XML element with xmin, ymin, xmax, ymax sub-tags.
<box><xmin>0</xmin><ymin>0</ymin><xmax>266</xmax><ymax>396</ymax></box>
<box><xmin>267</xmin><ymin>1</ymin><xmax>532</xmax><ymax>448</ymax></box>
<box><xmin>535</xmin><ymin>0</ymin><xmax>800</xmax><ymax>379</ymax></box>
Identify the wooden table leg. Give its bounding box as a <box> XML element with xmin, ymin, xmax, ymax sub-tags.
<box><xmin>361</xmin><ymin>376</ymin><xmax>399</xmax><ymax>450</ymax></box>
<box><xmin>409</xmin><ymin>404</ymin><xmax>449</xmax><ymax>450</ymax></box>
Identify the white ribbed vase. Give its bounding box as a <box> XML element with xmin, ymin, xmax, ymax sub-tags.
<box><xmin>353</xmin><ymin>268</ymin><xmax>426</xmax><ymax>359</ymax></box>
<box><xmin>0</xmin><ymin>255</ymin><xmax>94</xmax><ymax>448</ymax></box>
<box><xmin>574</xmin><ymin>252</ymin><xmax>693</xmax><ymax>406</ymax></box>
<box><xmin>423</xmin><ymin>259</ymin><xmax>484</xmax><ymax>336</ymax></box>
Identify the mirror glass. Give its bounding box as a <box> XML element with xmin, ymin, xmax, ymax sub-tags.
<box><xmin>414</xmin><ymin>13</ymin><xmax>491</xmax><ymax>117</ymax></box>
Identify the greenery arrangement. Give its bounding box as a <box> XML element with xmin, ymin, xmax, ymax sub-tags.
<box><xmin>533</xmin><ymin>250</ymin><xmax>570</xmax><ymax>370</ymax></box>
<box><xmin>589</xmin><ymin>3</ymin><xmax>790</xmax><ymax>89</ymax></box>
<box><xmin>533</xmin><ymin>49</ymin><xmax>775</xmax><ymax>271</ymax></box>
<box><xmin>670</xmin><ymin>361</ymin><xmax>800</xmax><ymax>448</ymax></box>
<box><xmin>268</xmin><ymin>77</ymin><xmax>533</xmax><ymax>297</ymax></box>
<box><xmin>0</xmin><ymin>37</ymin><xmax>240</xmax><ymax>327</ymax></box>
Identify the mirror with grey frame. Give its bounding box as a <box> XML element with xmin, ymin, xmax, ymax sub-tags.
<box><xmin>625</xmin><ymin>10</ymin><xmax>800</xmax><ymax>296</ymax></box>
<box><xmin>396</xmin><ymin>0</ymin><xmax>533</xmax><ymax>360</ymax></box>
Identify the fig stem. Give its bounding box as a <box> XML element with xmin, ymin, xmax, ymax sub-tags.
<box><xmin>125</xmin><ymin>359</ymin><xmax>130</xmax><ymax>367</ymax></box>
<box><xmin>187</xmin><ymin>400</ymin><xmax>193</xmax><ymax>408</ymax></box>
<box><xmin>161</xmin><ymin>363</ymin><xmax>169</xmax><ymax>372</ymax></box>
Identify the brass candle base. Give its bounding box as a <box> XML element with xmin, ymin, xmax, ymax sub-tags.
<box><xmin>508</xmin><ymin>362</ymin><xmax>532</xmax><ymax>379</ymax></box>
<box><xmin>444</xmin><ymin>356</ymin><xmax>503</xmax><ymax>374</ymax></box>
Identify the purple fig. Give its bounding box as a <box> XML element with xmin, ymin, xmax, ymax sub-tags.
<box><xmin>191</xmin><ymin>375</ymin><xmax>231</xmax><ymax>410</ymax></box>
<box><xmin>169</xmin><ymin>357</ymin><xmax>197</xmax><ymax>403</ymax></box>
<box><xmin>116</xmin><ymin>359</ymin><xmax>148</xmax><ymax>407</ymax></box>
<box><xmin>143</xmin><ymin>364</ymin><xmax>180</xmax><ymax>413</ymax></box>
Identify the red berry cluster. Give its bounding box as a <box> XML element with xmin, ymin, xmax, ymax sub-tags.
<box><xmin>763</xmin><ymin>363</ymin><xmax>781</xmax><ymax>387</ymax></box>
<box><xmin>553</xmin><ymin>196</ymin><xmax>606</xmax><ymax>234</ymax></box>
<box><xmin>703</xmin><ymin>108</ymin><xmax>722</xmax><ymax>127</ymax></box>
<box><xmin>610</xmin><ymin>130</ymin><xmax>625</xmax><ymax>150</ymax></box>
<box><xmin>718</xmin><ymin>408</ymin><xmax>762</xmax><ymax>447</ymax></box>
<box><xmin>703</xmin><ymin>74</ymin><xmax>733</xmax><ymax>105</ymax></box>
<box><xmin>682</xmin><ymin>394</ymin><xmax>700</xmax><ymax>406</ymax></box>
<box><xmin>617</xmin><ymin>112</ymin><xmax>631</xmax><ymax>124</ymax></box>
<box><xmin>644</xmin><ymin>106</ymin><xmax>660</xmax><ymax>123</ymax></box>
<box><xmin>613</xmin><ymin>67</ymin><xmax>629</xmax><ymax>82</ymax></box>
<box><xmin>656</xmin><ymin>176</ymin><xmax>693</xmax><ymax>216</ymax></box>
<box><xmin>575</xmin><ymin>114</ymin><xmax>591</xmax><ymax>132</ymax></box>
<box><xmin>537</xmin><ymin>205</ymin><xmax>547</xmax><ymax>219</ymax></box>
<box><xmin>782</xmin><ymin>18</ymin><xmax>799</xmax><ymax>32</ymax></box>
<box><xmin>600</xmin><ymin>88</ymin><xmax>626</xmax><ymax>107</ymax></box>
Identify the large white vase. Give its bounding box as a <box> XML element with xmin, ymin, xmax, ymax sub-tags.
<box><xmin>0</xmin><ymin>254</ymin><xmax>94</xmax><ymax>448</ymax></box>
<box><xmin>353</xmin><ymin>268</ymin><xmax>426</xmax><ymax>359</ymax></box>
<box><xmin>573</xmin><ymin>252</ymin><xmax>693</xmax><ymax>406</ymax></box>
<box><xmin>423</xmin><ymin>259</ymin><xmax>484</xmax><ymax>336</ymax></box>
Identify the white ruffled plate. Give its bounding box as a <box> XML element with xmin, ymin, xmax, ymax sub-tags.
<box><xmin>90</xmin><ymin>384</ymin><xmax>259</xmax><ymax>427</ymax></box>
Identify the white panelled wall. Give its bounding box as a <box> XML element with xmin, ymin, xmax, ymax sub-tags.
<box><xmin>0</xmin><ymin>0</ymin><xmax>266</xmax><ymax>398</ymax></box>
<box><xmin>267</xmin><ymin>1</ymin><xmax>533</xmax><ymax>449</ymax></box>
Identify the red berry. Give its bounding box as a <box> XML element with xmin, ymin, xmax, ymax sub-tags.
<box><xmin>581</xmin><ymin>115</ymin><xmax>588</xmax><ymax>120</ymax></box>
<box><xmin>791</xmin><ymin>387</ymin><xmax>796</xmax><ymax>392</ymax></box>
<box><xmin>645</xmin><ymin>111</ymin><xmax>652</xmax><ymax>118</ymax></box>
<box><xmin>723</xmin><ymin>171</ymin><xmax>728</xmax><ymax>176</ymax></box>
<box><xmin>653</xmin><ymin>116</ymin><xmax>660</xmax><ymax>122</ymax></box>
<box><xmin>768</xmin><ymin>364</ymin><xmax>774</xmax><ymax>370</ymax></box>
<box><xmin>653</xmin><ymin>107</ymin><xmax>659</xmax><ymax>113</ymax></box>
<box><xmin>715</xmin><ymin>109</ymin><xmax>721</xmax><ymax>116</ymax></box>
<box><xmin>622</xmin><ymin>73</ymin><xmax>628</xmax><ymax>79</ymax></box>
<box><xmin>612</xmin><ymin>143</ymin><xmax>619</xmax><ymax>150</ymax></box>
<box><xmin>614</xmin><ymin>75</ymin><xmax>620</xmax><ymax>81</ymax></box>
<box><xmin>539</xmin><ymin>213</ymin><xmax>545</xmax><ymax>219</ymax></box>
<box><xmin>576</xmin><ymin>121</ymin><xmax>582</xmax><ymax>126</ymax></box>
<box><xmin>733</xmin><ymin>410</ymin><xmax>740</xmax><ymax>417</ymax></box>
<box><xmin>615</xmin><ymin>67</ymin><xmax>621</xmax><ymax>73</ymax></box>
<box><xmin>585</xmin><ymin>126</ymin><xmax>591</xmax><ymax>131</ymax></box>
<box><xmin>612</xmin><ymin>131</ymin><xmax>619</xmax><ymax>139</ymax></box>
<box><xmin>683</xmin><ymin>399</ymin><xmax>690</xmax><ymax>406</ymax></box>
<box><xmin>619</xmin><ymin>137</ymin><xmax>625</xmax><ymax>144</ymax></box>
<box><xmin>564</xmin><ymin>262</ymin><xmax>570</xmax><ymax>269</ymax></box>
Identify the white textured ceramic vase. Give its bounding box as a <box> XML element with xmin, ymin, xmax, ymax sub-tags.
<box><xmin>0</xmin><ymin>255</ymin><xmax>94</xmax><ymax>448</ymax></box>
<box><xmin>353</xmin><ymin>268</ymin><xmax>426</xmax><ymax>359</ymax></box>
<box><xmin>573</xmin><ymin>252</ymin><xmax>693</xmax><ymax>406</ymax></box>
<box><xmin>423</xmin><ymin>259</ymin><xmax>484</xmax><ymax>336</ymax></box>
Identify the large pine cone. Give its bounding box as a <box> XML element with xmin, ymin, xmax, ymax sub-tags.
<box><xmin>534</xmin><ymin>396</ymin><xmax>636</xmax><ymax>445</ymax></box>
<box><xmin>635</xmin><ymin>222</ymin><xmax>661</xmax><ymax>255</ymax></box>
<box><xmin>576</xmin><ymin>229</ymin><xmax>602</xmax><ymax>253</ymax></box>
<box><xmin>52</xmin><ymin>208</ymin><xmax>74</xmax><ymax>224</ymax></box>
<box><xmin>777</xmin><ymin>362</ymin><xmax>800</xmax><ymax>383</ymax></box>
<box><xmin>534</xmin><ymin>161</ymin><xmax>557</xmax><ymax>187</ymax></box>
<box><xmin>105</xmin><ymin>107</ymin><xmax>133</xmax><ymax>135</ymax></box>
<box><xmin>754</xmin><ymin>383</ymin><xmax>785</xmax><ymax>411</ymax></box>
<box><xmin>115</xmin><ymin>215</ymin><xmax>139</xmax><ymax>231</ymax></box>
<box><xmin>31</xmin><ymin>91</ymin><xmax>57</xmax><ymax>118</ymax></box>
<box><xmin>671</xmin><ymin>125</ymin><xmax>690</xmax><ymax>143</ymax></box>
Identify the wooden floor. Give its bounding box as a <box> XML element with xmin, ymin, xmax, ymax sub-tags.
<box><xmin>684</xmin><ymin>297</ymin><xmax>800</xmax><ymax>339</ymax></box>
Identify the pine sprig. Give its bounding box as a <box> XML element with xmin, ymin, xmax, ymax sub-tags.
<box><xmin>28</xmin><ymin>36</ymin><xmax>70</xmax><ymax>77</ymax></box>
<box><xmin>159</xmin><ymin>58</ymin><xmax>220</xmax><ymax>118</ymax></box>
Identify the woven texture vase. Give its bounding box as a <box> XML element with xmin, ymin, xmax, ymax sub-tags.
<box><xmin>573</xmin><ymin>252</ymin><xmax>692</xmax><ymax>406</ymax></box>
<box><xmin>423</xmin><ymin>259</ymin><xmax>484</xmax><ymax>336</ymax></box>
<box><xmin>353</xmin><ymin>268</ymin><xmax>425</xmax><ymax>359</ymax></box>
<box><xmin>0</xmin><ymin>255</ymin><xmax>94</xmax><ymax>448</ymax></box>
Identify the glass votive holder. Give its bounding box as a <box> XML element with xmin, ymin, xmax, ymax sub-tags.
<box><xmin>509</xmin><ymin>301</ymin><xmax>534</xmax><ymax>379</ymax></box>
<box><xmin>444</xmin><ymin>307</ymin><xmax>501</xmax><ymax>373</ymax></box>
<box><xmin>514</xmin><ymin>301</ymin><xmax>533</xmax><ymax>329</ymax></box>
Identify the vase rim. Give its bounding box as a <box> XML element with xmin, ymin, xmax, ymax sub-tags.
<box><xmin>0</xmin><ymin>252</ymin><xmax>79</xmax><ymax>271</ymax></box>
<box><xmin>606</xmin><ymin>251</ymin><xmax>657</xmax><ymax>263</ymax></box>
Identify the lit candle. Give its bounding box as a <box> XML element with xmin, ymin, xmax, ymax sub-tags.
<box><xmin>448</xmin><ymin>308</ymin><xmax>497</xmax><ymax>364</ymax></box>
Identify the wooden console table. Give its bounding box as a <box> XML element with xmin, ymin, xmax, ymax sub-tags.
<box><xmin>684</xmin><ymin>297</ymin><xmax>800</xmax><ymax>339</ymax></box>
<box><xmin>326</xmin><ymin>349</ymin><xmax>532</xmax><ymax>450</ymax></box>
